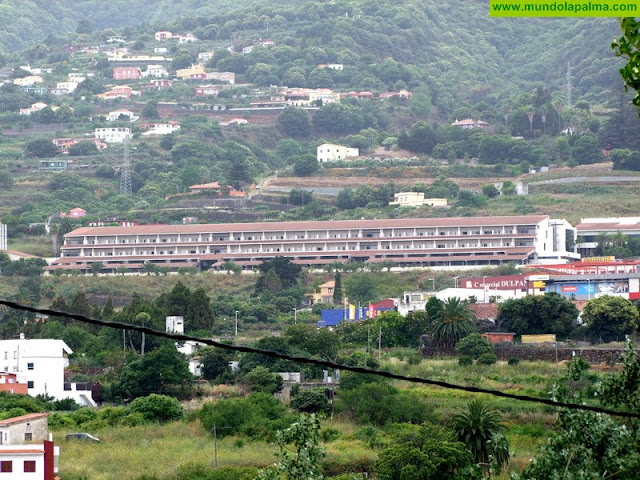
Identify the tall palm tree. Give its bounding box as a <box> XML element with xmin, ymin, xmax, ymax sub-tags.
<box><xmin>429</xmin><ymin>297</ymin><xmax>476</xmax><ymax>349</ymax></box>
<box><xmin>451</xmin><ymin>399</ymin><xmax>509</xmax><ymax>476</ymax></box>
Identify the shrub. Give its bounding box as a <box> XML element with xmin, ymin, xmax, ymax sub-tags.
<box><xmin>456</xmin><ymin>333</ymin><xmax>494</xmax><ymax>359</ymax></box>
<box><xmin>129</xmin><ymin>394</ymin><xmax>183</xmax><ymax>423</ymax></box>
<box><xmin>47</xmin><ymin>412</ymin><xmax>75</xmax><ymax>430</ymax></box>
<box><xmin>70</xmin><ymin>407</ymin><xmax>98</xmax><ymax>426</ymax></box>
<box><xmin>458</xmin><ymin>355</ymin><xmax>473</xmax><ymax>366</ymax></box>
<box><xmin>508</xmin><ymin>356</ymin><xmax>520</xmax><ymax>366</ymax></box>
<box><xmin>477</xmin><ymin>353</ymin><xmax>498</xmax><ymax>365</ymax></box>
<box><xmin>290</xmin><ymin>388</ymin><xmax>330</xmax><ymax>414</ymax></box>
<box><xmin>121</xmin><ymin>412</ymin><xmax>146</xmax><ymax>427</ymax></box>
<box><xmin>242</xmin><ymin>366</ymin><xmax>283</xmax><ymax>394</ymax></box>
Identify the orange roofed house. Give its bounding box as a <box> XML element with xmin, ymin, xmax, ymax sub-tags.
<box><xmin>309</xmin><ymin>281</ymin><xmax>335</xmax><ymax>304</ymax></box>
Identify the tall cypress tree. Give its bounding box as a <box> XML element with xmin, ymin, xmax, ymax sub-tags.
<box><xmin>333</xmin><ymin>272</ymin><xmax>343</xmax><ymax>304</ymax></box>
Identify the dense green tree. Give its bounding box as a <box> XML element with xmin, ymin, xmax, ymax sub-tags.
<box><xmin>141</xmin><ymin>100</ymin><xmax>159</xmax><ymax>119</ymax></box>
<box><xmin>515</xmin><ymin>341</ymin><xmax>640</xmax><ymax>479</ymax></box>
<box><xmin>496</xmin><ymin>293</ymin><xmax>578</xmax><ymax>338</ymax></box>
<box><xmin>25</xmin><ymin>139</ymin><xmax>57</xmax><ymax>158</ymax></box>
<box><xmin>344</xmin><ymin>272</ymin><xmax>377</xmax><ymax>305</ymax></box>
<box><xmin>68</xmin><ymin>141</ymin><xmax>98</xmax><ymax>156</ymax></box>
<box><xmin>376</xmin><ymin>423</ymin><xmax>480</xmax><ymax>480</ymax></box>
<box><xmin>258</xmin><ymin>414</ymin><xmax>325</xmax><ymax>480</ymax></box>
<box><xmin>429</xmin><ymin>297</ymin><xmax>476</xmax><ymax>349</ymax></box>
<box><xmin>398</xmin><ymin>121</ymin><xmax>437</xmax><ymax>154</ymax></box>
<box><xmin>128</xmin><ymin>394</ymin><xmax>183</xmax><ymax>423</ymax></box>
<box><xmin>481</xmin><ymin>184</ymin><xmax>499</xmax><ymax>198</ymax></box>
<box><xmin>455</xmin><ymin>333</ymin><xmax>494</xmax><ymax>359</ymax></box>
<box><xmin>292</xmin><ymin>155</ymin><xmax>319</xmax><ymax>176</ymax></box>
<box><xmin>290</xmin><ymin>389</ymin><xmax>330</xmax><ymax>414</ymax></box>
<box><xmin>571</xmin><ymin>134</ymin><xmax>603</xmax><ymax>164</ymax></box>
<box><xmin>333</xmin><ymin>272</ymin><xmax>343</xmax><ymax>304</ymax></box>
<box><xmin>242</xmin><ymin>366</ymin><xmax>283</xmax><ymax>394</ymax></box>
<box><xmin>451</xmin><ymin>400</ymin><xmax>509</xmax><ymax>475</ymax></box>
<box><xmin>277</xmin><ymin>107</ymin><xmax>312</xmax><ymax>138</ymax></box>
<box><xmin>255</xmin><ymin>257</ymin><xmax>302</xmax><ymax>294</ymax></box>
<box><xmin>582</xmin><ymin>295</ymin><xmax>639</xmax><ymax>343</ymax></box>
<box><xmin>115</xmin><ymin>345</ymin><xmax>192</xmax><ymax>399</ymax></box>
<box><xmin>200</xmin><ymin>347</ymin><xmax>232</xmax><ymax>382</ymax></box>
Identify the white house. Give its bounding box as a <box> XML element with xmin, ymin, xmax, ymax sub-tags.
<box><xmin>105</xmin><ymin>109</ymin><xmax>139</xmax><ymax>122</ymax></box>
<box><xmin>141</xmin><ymin>123</ymin><xmax>181</xmax><ymax>136</ymax></box>
<box><xmin>0</xmin><ymin>338</ymin><xmax>95</xmax><ymax>406</ymax></box>
<box><xmin>94</xmin><ymin>127</ymin><xmax>131</xmax><ymax>143</ymax></box>
<box><xmin>0</xmin><ymin>440</ymin><xmax>59</xmax><ymax>479</ymax></box>
<box><xmin>55</xmin><ymin>81</ymin><xmax>79</xmax><ymax>93</ymax></box>
<box><xmin>143</xmin><ymin>65</ymin><xmax>169</xmax><ymax>78</ymax></box>
<box><xmin>316</xmin><ymin>143</ymin><xmax>359</xmax><ymax>163</ymax></box>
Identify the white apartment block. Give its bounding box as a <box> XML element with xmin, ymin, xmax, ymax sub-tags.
<box><xmin>48</xmin><ymin>215</ymin><xmax>578</xmax><ymax>274</ymax></box>
<box><xmin>0</xmin><ymin>338</ymin><xmax>95</xmax><ymax>406</ymax></box>
<box><xmin>94</xmin><ymin>127</ymin><xmax>131</xmax><ymax>143</ymax></box>
<box><xmin>576</xmin><ymin>216</ymin><xmax>640</xmax><ymax>256</ymax></box>
<box><xmin>317</xmin><ymin>143</ymin><xmax>359</xmax><ymax>163</ymax></box>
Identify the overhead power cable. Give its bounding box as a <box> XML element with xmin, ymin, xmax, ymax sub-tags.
<box><xmin>1</xmin><ymin>298</ymin><xmax>639</xmax><ymax>419</ymax></box>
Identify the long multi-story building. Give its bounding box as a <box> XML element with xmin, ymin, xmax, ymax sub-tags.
<box><xmin>47</xmin><ymin>215</ymin><xmax>577</xmax><ymax>274</ymax></box>
<box><xmin>576</xmin><ymin>216</ymin><xmax>640</xmax><ymax>256</ymax></box>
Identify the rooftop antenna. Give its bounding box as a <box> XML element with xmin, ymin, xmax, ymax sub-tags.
<box><xmin>120</xmin><ymin>134</ymin><xmax>132</xmax><ymax>195</ymax></box>
<box><xmin>566</xmin><ymin>61</ymin><xmax>572</xmax><ymax>108</ymax></box>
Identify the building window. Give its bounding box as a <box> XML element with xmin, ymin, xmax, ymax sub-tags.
<box><xmin>0</xmin><ymin>461</ymin><xmax>12</xmax><ymax>472</ymax></box>
<box><xmin>27</xmin><ymin>363</ymin><xmax>34</xmax><ymax>370</ymax></box>
<box><xmin>23</xmin><ymin>461</ymin><xmax>35</xmax><ymax>473</ymax></box>
<box><xmin>24</xmin><ymin>433</ymin><xmax>32</xmax><ymax>441</ymax></box>
<box><xmin>27</xmin><ymin>381</ymin><xmax>34</xmax><ymax>389</ymax></box>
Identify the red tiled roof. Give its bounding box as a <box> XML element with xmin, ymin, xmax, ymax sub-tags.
<box><xmin>0</xmin><ymin>412</ymin><xmax>49</xmax><ymax>427</ymax></box>
<box><xmin>469</xmin><ymin>303</ymin><xmax>499</xmax><ymax>319</ymax></box>
<box><xmin>65</xmin><ymin>215</ymin><xmax>548</xmax><ymax>237</ymax></box>
<box><xmin>577</xmin><ymin>221</ymin><xmax>640</xmax><ymax>231</ymax></box>
<box><xmin>189</xmin><ymin>182</ymin><xmax>220</xmax><ymax>190</ymax></box>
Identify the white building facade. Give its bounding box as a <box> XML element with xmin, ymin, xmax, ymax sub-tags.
<box><xmin>0</xmin><ymin>339</ymin><xmax>94</xmax><ymax>406</ymax></box>
<box><xmin>49</xmin><ymin>215</ymin><xmax>578</xmax><ymax>274</ymax></box>
<box><xmin>316</xmin><ymin>144</ymin><xmax>359</xmax><ymax>163</ymax></box>
<box><xmin>94</xmin><ymin>127</ymin><xmax>131</xmax><ymax>143</ymax></box>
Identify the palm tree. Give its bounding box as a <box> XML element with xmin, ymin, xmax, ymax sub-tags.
<box><xmin>451</xmin><ymin>399</ymin><xmax>509</xmax><ymax>476</ymax></box>
<box><xmin>429</xmin><ymin>297</ymin><xmax>476</xmax><ymax>349</ymax></box>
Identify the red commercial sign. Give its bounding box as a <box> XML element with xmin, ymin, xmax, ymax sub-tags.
<box><xmin>462</xmin><ymin>275</ymin><xmax>527</xmax><ymax>291</ymax></box>
<box><xmin>561</xmin><ymin>285</ymin><xmax>578</xmax><ymax>293</ymax></box>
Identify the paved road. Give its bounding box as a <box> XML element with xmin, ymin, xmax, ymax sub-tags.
<box><xmin>529</xmin><ymin>176</ymin><xmax>640</xmax><ymax>185</ymax></box>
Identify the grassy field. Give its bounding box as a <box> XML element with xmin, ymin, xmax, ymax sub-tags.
<box><xmin>54</xmin><ymin>357</ymin><xmax>578</xmax><ymax>480</ymax></box>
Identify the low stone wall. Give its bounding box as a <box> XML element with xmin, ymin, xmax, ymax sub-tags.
<box><xmin>420</xmin><ymin>346</ymin><xmax>635</xmax><ymax>363</ymax></box>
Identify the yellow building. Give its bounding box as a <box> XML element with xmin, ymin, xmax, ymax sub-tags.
<box><xmin>389</xmin><ymin>192</ymin><xmax>448</xmax><ymax>207</ymax></box>
<box><xmin>309</xmin><ymin>281</ymin><xmax>335</xmax><ymax>304</ymax></box>
<box><xmin>176</xmin><ymin>64</ymin><xmax>205</xmax><ymax>79</ymax></box>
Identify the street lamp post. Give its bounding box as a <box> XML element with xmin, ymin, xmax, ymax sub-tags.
<box><xmin>235</xmin><ymin>311</ymin><xmax>238</xmax><ymax>336</ymax></box>
<box><xmin>293</xmin><ymin>308</ymin><xmax>297</xmax><ymax>324</ymax></box>
<box><xmin>453</xmin><ymin>276</ymin><xmax>459</xmax><ymax>289</ymax></box>
<box><xmin>429</xmin><ymin>279</ymin><xmax>435</xmax><ymax>292</ymax></box>
<box><xmin>587</xmin><ymin>279</ymin><xmax>591</xmax><ymax>300</ymax></box>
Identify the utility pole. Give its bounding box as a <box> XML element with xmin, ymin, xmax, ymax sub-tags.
<box><xmin>235</xmin><ymin>311</ymin><xmax>238</xmax><ymax>336</ymax></box>
<box><xmin>378</xmin><ymin>327</ymin><xmax>382</xmax><ymax>362</ymax></box>
<box><xmin>213</xmin><ymin>424</ymin><xmax>218</xmax><ymax>467</ymax></box>
<box><xmin>120</xmin><ymin>135</ymin><xmax>132</xmax><ymax>195</ymax></box>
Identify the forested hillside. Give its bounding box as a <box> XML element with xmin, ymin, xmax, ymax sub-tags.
<box><xmin>0</xmin><ymin>1</ymin><xmax>623</xmax><ymax>108</ymax></box>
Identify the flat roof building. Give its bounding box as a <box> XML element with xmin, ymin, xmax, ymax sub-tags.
<box><xmin>47</xmin><ymin>215</ymin><xmax>578</xmax><ymax>274</ymax></box>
